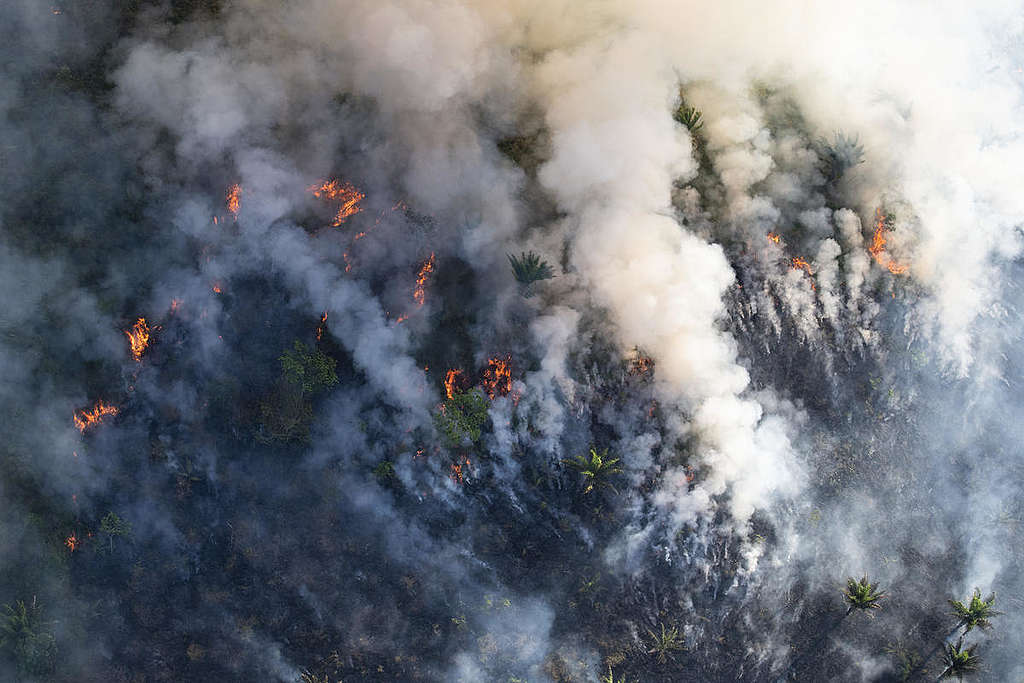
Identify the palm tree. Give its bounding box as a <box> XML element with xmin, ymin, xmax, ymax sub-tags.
<box><xmin>842</xmin><ymin>576</ymin><xmax>886</xmax><ymax>616</ymax></box>
<box><xmin>949</xmin><ymin>588</ymin><xmax>1001</xmax><ymax>634</ymax></box>
<box><xmin>508</xmin><ymin>251</ymin><xmax>555</xmax><ymax>297</ymax></box>
<box><xmin>600</xmin><ymin>666</ymin><xmax>629</xmax><ymax>683</ymax></box>
<box><xmin>564</xmin><ymin>447</ymin><xmax>622</xmax><ymax>494</ymax></box>
<box><xmin>939</xmin><ymin>638</ymin><xmax>980</xmax><ymax>680</ymax></box>
<box><xmin>673</xmin><ymin>104</ymin><xmax>704</xmax><ymax>132</ymax></box>
<box><xmin>646</xmin><ymin>622</ymin><xmax>685</xmax><ymax>664</ymax></box>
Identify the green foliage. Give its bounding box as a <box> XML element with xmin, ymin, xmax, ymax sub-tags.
<box><xmin>818</xmin><ymin>132</ymin><xmax>864</xmax><ymax>182</ymax></box>
<box><xmin>508</xmin><ymin>251</ymin><xmax>555</xmax><ymax>297</ymax></box>
<box><xmin>434</xmin><ymin>389</ymin><xmax>489</xmax><ymax>446</ymax></box>
<box><xmin>258</xmin><ymin>341</ymin><xmax>338</xmax><ymax>444</ymax></box>
<box><xmin>373</xmin><ymin>461</ymin><xmax>396</xmax><ymax>481</ymax></box>
<box><xmin>280</xmin><ymin>341</ymin><xmax>338</xmax><ymax>395</ymax></box>
<box><xmin>646</xmin><ymin>622</ymin><xmax>685</xmax><ymax>664</ymax></box>
<box><xmin>99</xmin><ymin>511</ymin><xmax>133</xmax><ymax>553</ymax></box>
<box><xmin>949</xmin><ymin>588</ymin><xmax>1001</xmax><ymax>633</ymax></box>
<box><xmin>673</xmin><ymin>104</ymin><xmax>704</xmax><ymax>132</ymax></box>
<box><xmin>600</xmin><ymin>665</ymin><xmax>630</xmax><ymax>683</ymax></box>
<box><xmin>843</xmin><ymin>576</ymin><xmax>886</xmax><ymax>615</ymax></box>
<box><xmin>884</xmin><ymin>641</ymin><xmax>922</xmax><ymax>682</ymax></box>
<box><xmin>940</xmin><ymin>637</ymin><xmax>980</xmax><ymax>680</ymax></box>
<box><xmin>0</xmin><ymin>599</ymin><xmax>56</xmax><ymax>675</ymax></box>
<box><xmin>564</xmin><ymin>447</ymin><xmax>622</xmax><ymax>495</ymax></box>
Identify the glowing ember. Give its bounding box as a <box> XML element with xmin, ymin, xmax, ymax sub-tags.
<box><xmin>394</xmin><ymin>313</ymin><xmax>409</xmax><ymax>324</ymax></box>
<box><xmin>212</xmin><ymin>282</ymin><xmax>223</xmax><ymax>294</ymax></box>
<box><xmin>482</xmin><ymin>355</ymin><xmax>512</xmax><ymax>399</ymax></box>
<box><xmin>444</xmin><ymin>369</ymin><xmax>464</xmax><ymax>400</ymax></box>
<box><xmin>766</xmin><ymin>232</ymin><xmax>781</xmax><ymax>244</ymax></box>
<box><xmin>125</xmin><ymin>317</ymin><xmax>150</xmax><ymax>362</ymax></box>
<box><xmin>316</xmin><ymin>311</ymin><xmax>328</xmax><ymax>341</ymax></box>
<box><xmin>450</xmin><ymin>457</ymin><xmax>472</xmax><ymax>484</ymax></box>
<box><xmin>790</xmin><ymin>256</ymin><xmax>816</xmax><ymax>290</ymax></box>
<box><xmin>170</xmin><ymin>298</ymin><xmax>183</xmax><ymax>313</ymax></box>
<box><xmin>74</xmin><ymin>401</ymin><xmax>118</xmax><ymax>432</ymax></box>
<box><xmin>627</xmin><ymin>348</ymin><xmax>655</xmax><ymax>377</ymax></box>
<box><xmin>226</xmin><ymin>184</ymin><xmax>241</xmax><ymax>219</ymax></box>
<box><xmin>65</xmin><ymin>534</ymin><xmax>78</xmax><ymax>551</ymax></box>
<box><xmin>869</xmin><ymin>209</ymin><xmax>909</xmax><ymax>275</ymax></box>
<box><xmin>413</xmin><ymin>252</ymin><xmax>436</xmax><ymax>306</ymax></box>
<box><xmin>308</xmin><ymin>179</ymin><xmax>365</xmax><ymax>226</ymax></box>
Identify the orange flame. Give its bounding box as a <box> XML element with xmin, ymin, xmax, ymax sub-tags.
<box><xmin>790</xmin><ymin>256</ymin><xmax>816</xmax><ymax>290</ymax></box>
<box><xmin>395</xmin><ymin>313</ymin><xmax>409</xmax><ymax>324</ymax></box>
<box><xmin>308</xmin><ymin>179</ymin><xmax>365</xmax><ymax>226</ymax></box>
<box><xmin>413</xmin><ymin>252</ymin><xmax>436</xmax><ymax>306</ymax></box>
<box><xmin>125</xmin><ymin>317</ymin><xmax>150</xmax><ymax>362</ymax></box>
<box><xmin>444</xmin><ymin>369</ymin><xmax>463</xmax><ymax>400</ymax></box>
<box><xmin>74</xmin><ymin>400</ymin><xmax>119</xmax><ymax>432</ymax></box>
<box><xmin>226</xmin><ymin>184</ymin><xmax>241</xmax><ymax>219</ymax></box>
<box><xmin>65</xmin><ymin>534</ymin><xmax>78</xmax><ymax>552</ymax></box>
<box><xmin>482</xmin><ymin>355</ymin><xmax>512</xmax><ymax>400</ymax></box>
<box><xmin>766</xmin><ymin>232</ymin><xmax>781</xmax><ymax>244</ymax></box>
<box><xmin>212</xmin><ymin>282</ymin><xmax>223</xmax><ymax>294</ymax></box>
<box><xmin>627</xmin><ymin>348</ymin><xmax>654</xmax><ymax>377</ymax></box>
<box><xmin>869</xmin><ymin>209</ymin><xmax>909</xmax><ymax>275</ymax></box>
<box><xmin>316</xmin><ymin>311</ymin><xmax>328</xmax><ymax>341</ymax></box>
<box><xmin>450</xmin><ymin>457</ymin><xmax>472</xmax><ymax>484</ymax></box>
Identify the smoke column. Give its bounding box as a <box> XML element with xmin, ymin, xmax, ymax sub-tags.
<box><xmin>2</xmin><ymin>0</ymin><xmax>1024</xmax><ymax>680</ymax></box>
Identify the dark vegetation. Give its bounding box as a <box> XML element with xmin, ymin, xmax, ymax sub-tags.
<box><xmin>0</xmin><ymin>3</ymin><xmax>1017</xmax><ymax>682</ymax></box>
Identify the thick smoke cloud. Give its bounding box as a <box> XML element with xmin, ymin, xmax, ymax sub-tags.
<box><xmin>3</xmin><ymin>0</ymin><xmax>1024</xmax><ymax>681</ymax></box>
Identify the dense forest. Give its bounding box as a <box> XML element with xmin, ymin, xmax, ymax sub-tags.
<box><xmin>3</xmin><ymin>1</ymin><xmax>1024</xmax><ymax>681</ymax></box>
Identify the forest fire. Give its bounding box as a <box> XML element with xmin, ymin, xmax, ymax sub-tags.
<box><xmin>308</xmin><ymin>179</ymin><xmax>365</xmax><ymax>226</ymax></box>
<box><xmin>212</xmin><ymin>282</ymin><xmax>223</xmax><ymax>294</ymax></box>
<box><xmin>450</xmin><ymin>457</ymin><xmax>472</xmax><ymax>484</ymax></box>
<box><xmin>413</xmin><ymin>253</ymin><xmax>436</xmax><ymax>306</ymax></box>
<box><xmin>869</xmin><ymin>209</ymin><xmax>909</xmax><ymax>275</ymax></box>
<box><xmin>226</xmin><ymin>183</ymin><xmax>241</xmax><ymax>219</ymax></box>
<box><xmin>73</xmin><ymin>401</ymin><xmax>119</xmax><ymax>432</ymax></box>
<box><xmin>790</xmin><ymin>256</ymin><xmax>816</xmax><ymax>289</ymax></box>
<box><xmin>444</xmin><ymin>369</ymin><xmax>464</xmax><ymax>399</ymax></box>
<box><xmin>766</xmin><ymin>232</ymin><xmax>781</xmax><ymax>244</ymax></box>
<box><xmin>125</xmin><ymin>317</ymin><xmax>150</xmax><ymax>361</ymax></box>
<box><xmin>627</xmin><ymin>348</ymin><xmax>655</xmax><ymax>377</ymax></box>
<box><xmin>316</xmin><ymin>311</ymin><xmax>328</xmax><ymax>341</ymax></box>
<box><xmin>65</xmin><ymin>534</ymin><xmax>78</xmax><ymax>552</ymax></box>
<box><xmin>482</xmin><ymin>356</ymin><xmax>512</xmax><ymax>399</ymax></box>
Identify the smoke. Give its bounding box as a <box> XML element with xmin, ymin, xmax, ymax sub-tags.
<box><xmin>3</xmin><ymin>0</ymin><xmax>1024</xmax><ymax>680</ymax></box>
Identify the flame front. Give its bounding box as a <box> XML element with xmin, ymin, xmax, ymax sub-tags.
<box><xmin>65</xmin><ymin>534</ymin><xmax>78</xmax><ymax>552</ymax></box>
<box><xmin>226</xmin><ymin>184</ymin><xmax>241</xmax><ymax>219</ymax></box>
<box><xmin>482</xmin><ymin>355</ymin><xmax>512</xmax><ymax>399</ymax></box>
<box><xmin>74</xmin><ymin>400</ymin><xmax>119</xmax><ymax>432</ymax></box>
<box><xmin>450</xmin><ymin>457</ymin><xmax>471</xmax><ymax>484</ymax></box>
<box><xmin>316</xmin><ymin>311</ymin><xmax>328</xmax><ymax>341</ymax></box>
<box><xmin>869</xmin><ymin>209</ymin><xmax>909</xmax><ymax>275</ymax></box>
<box><xmin>308</xmin><ymin>179</ymin><xmax>365</xmax><ymax>226</ymax></box>
<box><xmin>766</xmin><ymin>232</ymin><xmax>781</xmax><ymax>244</ymax></box>
<box><xmin>444</xmin><ymin>369</ymin><xmax>463</xmax><ymax>399</ymax></box>
<box><xmin>413</xmin><ymin>252</ymin><xmax>436</xmax><ymax>306</ymax></box>
<box><xmin>790</xmin><ymin>256</ymin><xmax>816</xmax><ymax>290</ymax></box>
<box><xmin>125</xmin><ymin>317</ymin><xmax>150</xmax><ymax>361</ymax></box>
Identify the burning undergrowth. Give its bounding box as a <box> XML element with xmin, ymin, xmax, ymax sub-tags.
<box><xmin>2</xmin><ymin>1</ymin><xmax>1024</xmax><ymax>682</ymax></box>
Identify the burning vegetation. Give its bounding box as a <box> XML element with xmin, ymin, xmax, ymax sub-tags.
<box><xmin>125</xmin><ymin>317</ymin><xmax>150</xmax><ymax>361</ymax></box>
<box><xmin>226</xmin><ymin>183</ymin><xmax>241</xmax><ymax>219</ymax></box>
<box><xmin>413</xmin><ymin>252</ymin><xmax>435</xmax><ymax>306</ymax></box>
<box><xmin>73</xmin><ymin>401</ymin><xmax>118</xmax><ymax>432</ymax></box>
<box><xmin>481</xmin><ymin>355</ymin><xmax>512</xmax><ymax>399</ymax></box>
<box><xmin>308</xmin><ymin>179</ymin><xmax>365</xmax><ymax>226</ymax></box>
<box><xmin>869</xmin><ymin>209</ymin><xmax>909</xmax><ymax>275</ymax></box>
